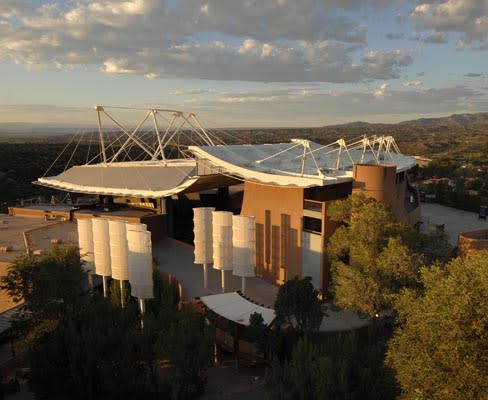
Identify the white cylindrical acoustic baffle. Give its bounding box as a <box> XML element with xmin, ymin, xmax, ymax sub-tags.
<box><xmin>77</xmin><ymin>218</ymin><xmax>94</xmax><ymax>274</ymax></box>
<box><xmin>109</xmin><ymin>220</ymin><xmax>129</xmax><ymax>307</ymax></box>
<box><xmin>193</xmin><ymin>207</ymin><xmax>214</xmax><ymax>289</ymax></box>
<box><xmin>126</xmin><ymin>222</ymin><xmax>147</xmax><ymax>232</ymax></box>
<box><xmin>108</xmin><ymin>220</ymin><xmax>129</xmax><ymax>281</ymax></box>
<box><xmin>212</xmin><ymin>211</ymin><xmax>233</xmax><ymax>292</ymax></box>
<box><xmin>127</xmin><ymin>228</ymin><xmax>154</xmax><ymax>300</ymax></box>
<box><xmin>92</xmin><ymin>218</ymin><xmax>112</xmax><ymax>297</ymax></box>
<box><xmin>232</xmin><ymin>215</ymin><xmax>256</xmax><ymax>294</ymax></box>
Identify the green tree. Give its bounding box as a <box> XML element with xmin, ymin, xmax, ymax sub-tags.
<box><xmin>0</xmin><ymin>245</ymin><xmax>86</xmax><ymax>337</ymax></box>
<box><xmin>266</xmin><ymin>337</ymin><xmax>324</xmax><ymax>400</ymax></box>
<box><xmin>157</xmin><ymin>307</ymin><xmax>213</xmax><ymax>399</ymax></box>
<box><xmin>266</xmin><ymin>331</ymin><xmax>398</xmax><ymax>400</ymax></box>
<box><xmin>327</xmin><ymin>194</ymin><xmax>424</xmax><ymax>317</ymax></box>
<box><xmin>274</xmin><ymin>276</ymin><xmax>323</xmax><ymax>332</ymax></box>
<box><xmin>386</xmin><ymin>251</ymin><xmax>488</xmax><ymax>399</ymax></box>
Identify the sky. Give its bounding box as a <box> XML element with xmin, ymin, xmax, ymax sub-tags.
<box><xmin>0</xmin><ymin>0</ymin><xmax>487</xmax><ymax>128</ymax></box>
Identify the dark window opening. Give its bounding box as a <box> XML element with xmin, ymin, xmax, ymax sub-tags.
<box><xmin>303</xmin><ymin>216</ymin><xmax>322</xmax><ymax>234</ymax></box>
<box><xmin>396</xmin><ymin>171</ymin><xmax>405</xmax><ymax>184</ymax></box>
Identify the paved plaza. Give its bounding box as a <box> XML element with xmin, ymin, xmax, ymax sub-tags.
<box><xmin>421</xmin><ymin>203</ymin><xmax>488</xmax><ymax>245</ymax></box>
<box><xmin>153</xmin><ymin>238</ymin><xmax>369</xmax><ymax>332</ymax></box>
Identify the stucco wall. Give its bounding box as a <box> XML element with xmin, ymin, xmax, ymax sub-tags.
<box><xmin>352</xmin><ymin>164</ymin><xmax>420</xmax><ymax>226</ymax></box>
<box><xmin>241</xmin><ymin>182</ymin><xmax>304</xmax><ymax>284</ymax></box>
<box><xmin>458</xmin><ymin>229</ymin><xmax>488</xmax><ymax>257</ymax></box>
<box><xmin>301</xmin><ymin>231</ymin><xmax>322</xmax><ymax>289</ymax></box>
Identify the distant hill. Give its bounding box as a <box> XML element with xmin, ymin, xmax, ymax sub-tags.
<box><xmin>328</xmin><ymin>121</ymin><xmax>382</xmax><ymax>128</ymax></box>
<box><xmin>398</xmin><ymin>112</ymin><xmax>488</xmax><ymax>126</ymax></box>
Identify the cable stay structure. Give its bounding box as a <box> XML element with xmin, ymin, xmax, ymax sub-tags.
<box><xmin>36</xmin><ymin>105</ymin><xmax>416</xmax><ymax>198</ymax></box>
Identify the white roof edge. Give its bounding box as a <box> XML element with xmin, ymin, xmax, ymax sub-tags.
<box><xmin>36</xmin><ymin>176</ymin><xmax>199</xmax><ymax>198</ymax></box>
<box><xmin>200</xmin><ymin>292</ymin><xmax>276</xmax><ymax>326</ymax></box>
<box><xmin>189</xmin><ymin>145</ymin><xmax>350</xmax><ymax>187</ymax></box>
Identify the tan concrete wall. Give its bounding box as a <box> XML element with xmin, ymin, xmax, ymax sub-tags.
<box><xmin>241</xmin><ymin>182</ymin><xmax>304</xmax><ymax>285</ymax></box>
<box><xmin>9</xmin><ymin>207</ymin><xmax>71</xmax><ymax>221</ymax></box>
<box><xmin>458</xmin><ymin>230</ymin><xmax>488</xmax><ymax>257</ymax></box>
<box><xmin>352</xmin><ymin>164</ymin><xmax>420</xmax><ymax>226</ymax></box>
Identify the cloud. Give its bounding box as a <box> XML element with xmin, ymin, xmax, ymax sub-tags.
<box><xmin>0</xmin><ymin>0</ymin><xmax>415</xmax><ymax>83</ymax></box>
<box><xmin>361</xmin><ymin>49</ymin><xmax>413</xmax><ymax>79</ymax></box>
<box><xmin>402</xmin><ymin>80</ymin><xmax>422</xmax><ymax>87</ymax></box>
<box><xmin>176</xmin><ymin>83</ymin><xmax>488</xmax><ymax>126</ymax></box>
<box><xmin>374</xmin><ymin>83</ymin><xmax>391</xmax><ymax>99</ymax></box>
<box><xmin>408</xmin><ymin>0</ymin><xmax>488</xmax><ymax>49</ymax></box>
<box><xmin>422</xmin><ymin>32</ymin><xmax>448</xmax><ymax>44</ymax></box>
<box><xmin>169</xmin><ymin>88</ymin><xmax>216</xmax><ymax>96</ymax></box>
<box><xmin>386</xmin><ymin>33</ymin><xmax>406</xmax><ymax>40</ymax></box>
<box><xmin>2</xmin><ymin>84</ymin><xmax>487</xmax><ymax>127</ymax></box>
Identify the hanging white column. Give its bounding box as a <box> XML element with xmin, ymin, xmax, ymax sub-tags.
<box><xmin>77</xmin><ymin>218</ymin><xmax>95</xmax><ymax>289</ymax></box>
<box><xmin>193</xmin><ymin>207</ymin><xmax>214</xmax><ymax>289</ymax></box>
<box><xmin>232</xmin><ymin>215</ymin><xmax>256</xmax><ymax>294</ymax></box>
<box><xmin>109</xmin><ymin>220</ymin><xmax>129</xmax><ymax>307</ymax></box>
<box><xmin>127</xmin><ymin>225</ymin><xmax>154</xmax><ymax>321</ymax></box>
<box><xmin>92</xmin><ymin>218</ymin><xmax>112</xmax><ymax>297</ymax></box>
<box><xmin>212</xmin><ymin>211</ymin><xmax>233</xmax><ymax>293</ymax></box>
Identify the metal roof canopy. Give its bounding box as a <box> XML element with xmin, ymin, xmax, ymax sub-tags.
<box><xmin>190</xmin><ymin>136</ymin><xmax>416</xmax><ymax>188</ymax></box>
<box><xmin>200</xmin><ymin>292</ymin><xmax>275</xmax><ymax>326</ymax></box>
<box><xmin>36</xmin><ymin>106</ymin><xmax>222</xmax><ymax>197</ymax></box>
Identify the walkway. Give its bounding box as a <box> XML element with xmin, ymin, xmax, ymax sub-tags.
<box><xmin>153</xmin><ymin>238</ymin><xmax>369</xmax><ymax>332</ymax></box>
<box><xmin>421</xmin><ymin>203</ymin><xmax>488</xmax><ymax>245</ymax></box>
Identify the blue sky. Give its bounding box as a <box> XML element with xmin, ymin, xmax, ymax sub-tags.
<box><xmin>0</xmin><ymin>0</ymin><xmax>487</xmax><ymax>128</ymax></box>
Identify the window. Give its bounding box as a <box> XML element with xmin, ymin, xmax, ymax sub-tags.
<box><xmin>396</xmin><ymin>171</ymin><xmax>405</xmax><ymax>184</ymax></box>
<box><xmin>303</xmin><ymin>216</ymin><xmax>322</xmax><ymax>234</ymax></box>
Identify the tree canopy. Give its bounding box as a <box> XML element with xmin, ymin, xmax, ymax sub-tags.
<box><xmin>274</xmin><ymin>276</ymin><xmax>323</xmax><ymax>332</ymax></box>
<box><xmin>386</xmin><ymin>251</ymin><xmax>488</xmax><ymax>400</ymax></box>
<box><xmin>327</xmin><ymin>193</ymin><xmax>451</xmax><ymax>317</ymax></box>
<box><xmin>0</xmin><ymin>245</ymin><xmax>85</xmax><ymax>334</ymax></box>
<box><xmin>1</xmin><ymin>246</ymin><xmax>213</xmax><ymax>399</ymax></box>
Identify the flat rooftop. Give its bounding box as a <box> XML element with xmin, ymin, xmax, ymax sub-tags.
<box><xmin>0</xmin><ymin>215</ymin><xmax>53</xmax><ymax>263</ymax></box>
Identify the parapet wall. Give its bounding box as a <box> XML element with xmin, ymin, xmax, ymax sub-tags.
<box><xmin>9</xmin><ymin>207</ymin><xmax>71</xmax><ymax>221</ymax></box>
<box><xmin>458</xmin><ymin>229</ymin><xmax>488</xmax><ymax>257</ymax></box>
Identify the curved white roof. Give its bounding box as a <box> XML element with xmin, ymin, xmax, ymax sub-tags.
<box><xmin>189</xmin><ymin>138</ymin><xmax>416</xmax><ymax>188</ymax></box>
<box><xmin>37</xmin><ymin>159</ymin><xmax>198</xmax><ymax>198</ymax></box>
<box><xmin>200</xmin><ymin>292</ymin><xmax>275</xmax><ymax>326</ymax></box>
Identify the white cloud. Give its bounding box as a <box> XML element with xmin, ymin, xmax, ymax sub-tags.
<box><xmin>409</xmin><ymin>0</ymin><xmax>488</xmax><ymax>49</ymax></box>
<box><xmin>402</xmin><ymin>80</ymin><xmax>422</xmax><ymax>87</ymax></box>
<box><xmin>169</xmin><ymin>88</ymin><xmax>216</xmax><ymax>95</ymax></box>
<box><xmin>374</xmin><ymin>83</ymin><xmax>391</xmax><ymax>99</ymax></box>
<box><xmin>0</xmin><ymin>0</ymin><xmax>417</xmax><ymax>83</ymax></box>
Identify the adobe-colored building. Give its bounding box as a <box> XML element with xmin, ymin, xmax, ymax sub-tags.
<box><xmin>35</xmin><ymin>112</ymin><xmax>420</xmax><ymax>292</ymax></box>
<box><xmin>458</xmin><ymin>229</ymin><xmax>488</xmax><ymax>257</ymax></box>
<box><xmin>190</xmin><ymin>137</ymin><xmax>421</xmax><ymax>290</ymax></box>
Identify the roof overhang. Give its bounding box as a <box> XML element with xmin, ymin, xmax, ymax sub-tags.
<box><xmin>200</xmin><ymin>292</ymin><xmax>275</xmax><ymax>326</ymax></box>
<box><xmin>36</xmin><ymin>159</ymin><xmax>199</xmax><ymax>198</ymax></box>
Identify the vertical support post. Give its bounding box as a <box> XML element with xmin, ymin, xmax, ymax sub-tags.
<box><xmin>234</xmin><ymin>323</ymin><xmax>239</xmax><ymax>371</ymax></box>
<box><xmin>102</xmin><ymin>276</ymin><xmax>109</xmax><ymax>298</ymax></box>
<box><xmin>203</xmin><ymin>263</ymin><xmax>208</xmax><ymax>289</ymax></box>
<box><xmin>241</xmin><ymin>277</ymin><xmax>246</xmax><ymax>294</ymax></box>
<box><xmin>22</xmin><ymin>232</ymin><xmax>30</xmax><ymax>255</ymax></box>
<box><xmin>139</xmin><ymin>298</ymin><xmax>146</xmax><ymax>329</ymax></box>
<box><xmin>95</xmin><ymin>106</ymin><xmax>107</xmax><ymax>164</ymax></box>
<box><xmin>221</xmin><ymin>270</ymin><xmax>226</xmax><ymax>293</ymax></box>
<box><xmin>120</xmin><ymin>279</ymin><xmax>125</xmax><ymax>308</ymax></box>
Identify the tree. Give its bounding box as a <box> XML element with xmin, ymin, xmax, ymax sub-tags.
<box><xmin>327</xmin><ymin>193</ymin><xmax>440</xmax><ymax>317</ymax></box>
<box><xmin>274</xmin><ymin>276</ymin><xmax>323</xmax><ymax>332</ymax></box>
<box><xmin>0</xmin><ymin>245</ymin><xmax>86</xmax><ymax>337</ymax></box>
<box><xmin>266</xmin><ymin>330</ymin><xmax>398</xmax><ymax>400</ymax></box>
<box><xmin>156</xmin><ymin>307</ymin><xmax>213</xmax><ymax>399</ymax></box>
<box><xmin>386</xmin><ymin>251</ymin><xmax>488</xmax><ymax>399</ymax></box>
